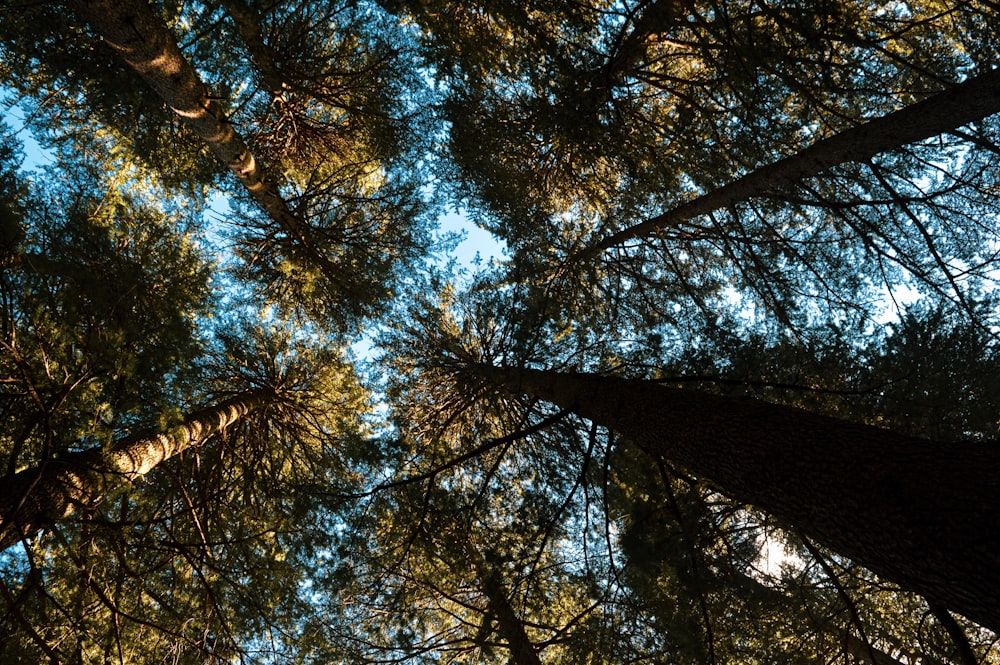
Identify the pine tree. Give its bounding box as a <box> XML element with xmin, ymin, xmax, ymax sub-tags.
<box><xmin>470</xmin><ymin>362</ymin><xmax>1000</xmax><ymax>633</ymax></box>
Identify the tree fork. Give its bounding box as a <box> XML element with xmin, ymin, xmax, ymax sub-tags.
<box><xmin>475</xmin><ymin>363</ymin><xmax>1000</xmax><ymax>633</ymax></box>
<box><xmin>0</xmin><ymin>389</ymin><xmax>274</xmax><ymax>552</ymax></box>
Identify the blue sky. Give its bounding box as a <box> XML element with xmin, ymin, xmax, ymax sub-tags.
<box><xmin>437</xmin><ymin>210</ymin><xmax>505</xmax><ymax>269</ymax></box>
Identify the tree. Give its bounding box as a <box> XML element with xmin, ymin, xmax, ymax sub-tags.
<box><xmin>3</xmin><ymin>0</ymin><xmax>432</xmax><ymax>325</ymax></box>
<box><xmin>0</xmin><ymin>389</ymin><xmax>274</xmax><ymax>551</ymax></box>
<box><xmin>0</xmin><ymin>315</ymin><xmax>372</xmax><ymax>661</ymax></box>
<box><xmin>387</xmin><ymin>0</ymin><xmax>1000</xmax><ymax>346</ymax></box>
<box><xmin>64</xmin><ymin>0</ymin><xmax>294</xmax><ymax>230</ymax></box>
<box><xmin>387</xmin><ymin>0</ymin><xmax>999</xmax><ymax>250</ymax></box>
<box><xmin>586</xmin><ymin>64</ymin><xmax>1000</xmax><ymax>251</ymax></box>
<box><xmin>306</xmin><ymin>389</ymin><xmax>604</xmax><ymax>664</ymax></box>
<box><xmin>6</xmin><ymin>0</ymin><xmax>1000</xmax><ymax>660</ymax></box>
<box><xmin>0</xmin><ymin>126</ymin><xmax>374</xmax><ymax>660</ymax></box>
<box><xmin>613</xmin><ymin>442</ymin><xmax>968</xmax><ymax>665</ymax></box>
<box><xmin>468</xmin><ymin>362</ymin><xmax>1000</xmax><ymax>633</ymax></box>
<box><xmin>377</xmin><ymin>282</ymin><xmax>1000</xmax><ymax>661</ymax></box>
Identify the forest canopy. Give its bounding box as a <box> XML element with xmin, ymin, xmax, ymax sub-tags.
<box><xmin>2</xmin><ymin>0</ymin><xmax>1000</xmax><ymax>662</ymax></box>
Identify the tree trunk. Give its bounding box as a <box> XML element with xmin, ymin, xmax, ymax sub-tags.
<box><xmin>475</xmin><ymin>364</ymin><xmax>1000</xmax><ymax>633</ymax></box>
<box><xmin>466</xmin><ymin>546</ymin><xmax>543</xmax><ymax>665</ymax></box>
<box><xmin>218</xmin><ymin>0</ymin><xmax>286</xmax><ymax>97</ymax></box>
<box><xmin>66</xmin><ymin>0</ymin><xmax>339</xmax><ymax>278</ymax></box>
<box><xmin>590</xmin><ymin>66</ymin><xmax>1000</xmax><ymax>252</ymax></box>
<box><xmin>0</xmin><ymin>390</ymin><xmax>273</xmax><ymax>551</ymax></box>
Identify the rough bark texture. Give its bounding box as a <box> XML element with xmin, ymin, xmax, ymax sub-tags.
<box><xmin>67</xmin><ymin>0</ymin><xmax>337</xmax><ymax>275</ymax></box>
<box><xmin>592</xmin><ymin>66</ymin><xmax>1000</xmax><ymax>251</ymax></box>
<box><xmin>478</xmin><ymin>364</ymin><xmax>1000</xmax><ymax>633</ymax></box>
<box><xmin>0</xmin><ymin>390</ymin><xmax>273</xmax><ymax>551</ymax></box>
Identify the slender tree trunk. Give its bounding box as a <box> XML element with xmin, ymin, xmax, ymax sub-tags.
<box><xmin>221</xmin><ymin>0</ymin><xmax>285</xmax><ymax>97</ymax></box>
<box><xmin>0</xmin><ymin>390</ymin><xmax>273</xmax><ymax>552</ymax></box>
<box><xmin>466</xmin><ymin>546</ymin><xmax>543</xmax><ymax>665</ymax></box>
<box><xmin>218</xmin><ymin>0</ymin><xmax>286</xmax><ymax>96</ymax></box>
<box><xmin>475</xmin><ymin>364</ymin><xmax>1000</xmax><ymax>633</ymax></box>
<box><xmin>66</xmin><ymin>0</ymin><xmax>340</xmax><ymax>278</ymax></box>
<box><xmin>590</xmin><ymin>66</ymin><xmax>1000</xmax><ymax>252</ymax></box>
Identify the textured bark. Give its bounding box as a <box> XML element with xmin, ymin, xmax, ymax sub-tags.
<box><xmin>592</xmin><ymin>66</ymin><xmax>1000</xmax><ymax>251</ymax></box>
<box><xmin>66</xmin><ymin>0</ymin><xmax>338</xmax><ymax>277</ymax></box>
<box><xmin>477</xmin><ymin>364</ymin><xmax>1000</xmax><ymax>632</ymax></box>
<box><xmin>0</xmin><ymin>390</ymin><xmax>273</xmax><ymax>551</ymax></box>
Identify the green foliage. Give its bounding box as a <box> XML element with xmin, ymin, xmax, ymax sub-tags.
<box><xmin>4</xmin><ymin>0</ymin><xmax>1000</xmax><ymax>662</ymax></box>
<box><xmin>0</xmin><ymin>293</ymin><xmax>373</xmax><ymax>661</ymax></box>
<box><xmin>0</xmin><ymin>1</ymin><xmax>221</xmax><ymax>194</ymax></box>
<box><xmin>0</xmin><ymin>146</ymin><xmax>211</xmax><ymax>469</ymax></box>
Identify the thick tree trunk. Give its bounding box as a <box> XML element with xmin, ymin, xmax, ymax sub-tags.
<box><xmin>0</xmin><ymin>390</ymin><xmax>273</xmax><ymax>552</ymax></box>
<box><xmin>591</xmin><ymin>66</ymin><xmax>1000</xmax><ymax>252</ymax></box>
<box><xmin>66</xmin><ymin>0</ymin><xmax>339</xmax><ymax>278</ymax></box>
<box><xmin>476</xmin><ymin>364</ymin><xmax>1000</xmax><ymax>633</ymax></box>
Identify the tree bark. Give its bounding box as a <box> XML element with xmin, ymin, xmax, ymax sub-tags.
<box><xmin>0</xmin><ymin>390</ymin><xmax>273</xmax><ymax>552</ymax></box>
<box><xmin>66</xmin><ymin>0</ymin><xmax>340</xmax><ymax>279</ymax></box>
<box><xmin>475</xmin><ymin>364</ymin><xmax>1000</xmax><ymax>633</ymax></box>
<box><xmin>590</xmin><ymin>66</ymin><xmax>1000</xmax><ymax>252</ymax></box>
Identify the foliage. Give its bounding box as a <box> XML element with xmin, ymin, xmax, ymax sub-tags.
<box><xmin>3</xmin><ymin>0</ymin><xmax>1000</xmax><ymax>662</ymax></box>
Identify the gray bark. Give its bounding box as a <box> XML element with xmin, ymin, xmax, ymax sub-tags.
<box><xmin>477</xmin><ymin>364</ymin><xmax>1000</xmax><ymax>633</ymax></box>
<box><xmin>0</xmin><ymin>390</ymin><xmax>273</xmax><ymax>551</ymax></box>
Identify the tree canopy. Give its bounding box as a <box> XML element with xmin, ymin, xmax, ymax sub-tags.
<box><xmin>2</xmin><ymin>0</ymin><xmax>1000</xmax><ymax>662</ymax></box>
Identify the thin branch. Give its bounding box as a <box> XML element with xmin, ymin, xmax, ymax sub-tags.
<box><xmin>344</xmin><ymin>408</ymin><xmax>573</xmax><ymax>499</ymax></box>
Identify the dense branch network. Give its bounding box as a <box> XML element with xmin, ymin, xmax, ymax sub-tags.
<box><xmin>589</xmin><ymin>65</ymin><xmax>1000</xmax><ymax>252</ymax></box>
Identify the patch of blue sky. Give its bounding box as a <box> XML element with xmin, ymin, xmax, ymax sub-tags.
<box><xmin>2</xmin><ymin>101</ymin><xmax>53</xmax><ymax>170</ymax></box>
<box><xmin>436</xmin><ymin>208</ymin><xmax>507</xmax><ymax>269</ymax></box>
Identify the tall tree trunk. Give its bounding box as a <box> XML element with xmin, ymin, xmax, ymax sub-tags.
<box><xmin>0</xmin><ymin>390</ymin><xmax>273</xmax><ymax>552</ymax></box>
<box><xmin>466</xmin><ymin>545</ymin><xmax>543</xmax><ymax>665</ymax></box>
<box><xmin>66</xmin><ymin>0</ymin><xmax>340</xmax><ymax>279</ymax></box>
<box><xmin>590</xmin><ymin>66</ymin><xmax>1000</xmax><ymax>252</ymax></box>
<box><xmin>475</xmin><ymin>364</ymin><xmax>1000</xmax><ymax>633</ymax></box>
<box><xmin>218</xmin><ymin>0</ymin><xmax>286</xmax><ymax>97</ymax></box>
